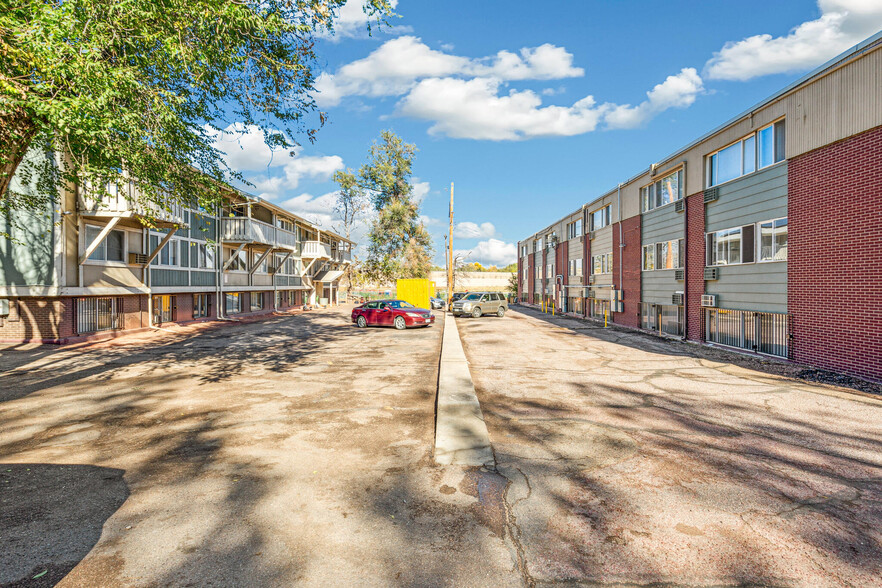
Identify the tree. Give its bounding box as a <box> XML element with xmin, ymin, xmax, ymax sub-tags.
<box><xmin>0</xmin><ymin>0</ymin><xmax>393</xmax><ymax>222</ymax></box>
<box><xmin>359</xmin><ymin>130</ymin><xmax>432</xmax><ymax>282</ymax></box>
<box><xmin>333</xmin><ymin>168</ymin><xmax>369</xmax><ymax>299</ymax></box>
<box><xmin>508</xmin><ymin>272</ymin><xmax>519</xmax><ymax>299</ymax></box>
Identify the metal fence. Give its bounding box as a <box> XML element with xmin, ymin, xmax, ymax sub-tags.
<box><xmin>76</xmin><ymin>297</ymin><xmax>123</xmax><ymax>334</ymax></box>
<box><xmin>706</xmin><ymin>309</ymin><xmax>790</xmax><ymax>358</ymax></box>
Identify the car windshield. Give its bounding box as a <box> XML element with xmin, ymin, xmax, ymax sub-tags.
<box><xmin>463</xmin><ymin>293</ymin><xmax>481</xmax><ymax>301</ymax></box>
<box><xmin>388</xmin><ymin>300</ymin><xmax>415</xmax><ymax>309</ymax></box>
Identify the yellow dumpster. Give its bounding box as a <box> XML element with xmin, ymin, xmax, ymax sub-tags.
<box><xmin>396</xmin><ymin>278</ymin><xmax>432</xmax><ymax>310</ymax></box>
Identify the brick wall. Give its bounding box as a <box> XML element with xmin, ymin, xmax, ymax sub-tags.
<box><xmin>613</xmin><ymin>216</ymin><xmax>641</xmax><ymax>328</ymax></box>
<box><xmin>0</xmin><ymin>298</ymin><xmax>73</xmax><ymax>341</ymax></box>
<box><xmin>685</xmin><ymin>192</ymin><xmax>706</xmax><ymax>341</ymax></box>
<box><xmin>788</xmin><ymin>124</ymin><xmax>882</xmax><ymax>381</ymax></box>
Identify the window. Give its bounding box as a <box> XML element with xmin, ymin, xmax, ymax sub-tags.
<box><xmin>253</xmin><ymin>251</ymin><xmax>269</xmax><ymax>273</ymax></box>
<box><xmin>546</xmin><ymin>264</ymin><xmax>553</xmax><ymax>278</ymax></box>
<box><xmin>707</xmin><ymin>227</ymin><xmax>754</xmax><ymax>266</ymax></box>
<box><xmin>592</xmin><ymin>253</ymin><xmax>612</xmax><ymax>274</ymax></box>
<box><xmin>225</xmin><ymin>293</ymin><xmax>241</xmax><ymax>314</ymax></box>
<box><xmin>642</xmin><ymin>245</ymin><xmax>655</xmax><ymax>271</ymax></box>
<box><xmin>759</xmin><ymin>218</ymin><xmax>788</xmax><ymax>262</ymax></box>
<box><xmin>641</xmin><ymin>169</ymin><xmax>684</xmax><ymax>213</ymax></box>
<box><xmin>566</xmin><ymin>219</ymin><xmax>582</xmax><ymax>239</ymax></box>
<box><xmin>225</xmin><ymin>247</ymin><xmax>247</xmax><ymax>271</ymax></box>
<box><xmin>156</xmin><ymin>239</ymin><xmax>178</xmax><ymax>266</ymax></box>
<box><xmin>193</xmin><ymin>294</ymin><xmax>211</xmax><ymax>318</ymax></box>
<box><xmin>76</xmin><ymin>297</ymin><xmax>123</xmax><ymax>333</ymax></box>
<box><xmin>250</xmin><ymin>292</ymin><xmax>264</xmax><ymax>311</ymax></box>
<box><xmin>568</xmin><ymin>258</ymin><xmax>583</xmax><ymax>276</ymax></box>
<box><xmin>591</xmin><ymin>299</ymin><xmax>611</xmax><ymax>319</ymax></box>
<box><xmin>192</xmin><ymin>243</ymin><xmax>215</xmax><ymax>269</ymax></box>
<box><xmin>641</xmin><ymin>303</ymin><xmax>684</xmax><ymax>336</ymax></box>
<box><xmin>707</xmin><ymin>120</ymin><xmax>785</xmax><ymax>187</ymax></box>
<box><xmin>590</xmin><ymin>206</ymin><xmax>611</xmax><ymax>230</ymax></box>
<box><xmin>85</xmin><ymin>225</ymin><xmax>126</xmax><ymax>262</ymax></box>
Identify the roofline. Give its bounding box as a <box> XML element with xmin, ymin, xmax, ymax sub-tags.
<box><xmin>520</xmin><ymin>29</ymin><xmax>882</xmax><ymax>244</ymax></box>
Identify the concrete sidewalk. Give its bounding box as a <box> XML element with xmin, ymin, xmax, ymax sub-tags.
<box><xmin>434</xmin><ymin>315</ymin><xmax>494</xmax><ymax>467</ymax></box>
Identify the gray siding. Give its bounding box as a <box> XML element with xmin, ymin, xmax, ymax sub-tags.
<box><xmin>641</xmin><ymin>203</ymin><xmax>684</xmax><ymax>244</ymax></box>
<box><xmin>152</xmin><ymin>268</ymin><xmax>190</xmax><ymax>287</ymax></box>
<box><xmin>0</xmin><ymin>151</ymin><xmax>57</xmax><ymax>287</ymax></box>
<box><xmin>706</xmin><ymin>262</ymin><xmax>787</xmax><ymax>314</ymax></box>
<box><xmin>706</xmin><ymin>163</ymin><xmax>788</xmax><ymax>232</ymax></box>
<box><xmin>642</xmin><ymin>270</ymin><xmax>681</xmax><ymax>305</ymax></box>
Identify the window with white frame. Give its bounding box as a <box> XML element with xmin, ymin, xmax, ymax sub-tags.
<box><xmin>191</xmin><ymin>242</ymin><xmax>215</xmax><ymax>269</ymax></box>
<box><xmin>568</xmin><ymin>258</ymin><xmax>583</xmax><ymax>276</ymax></box>
<box><xmin>85</xmin><ymin>225</ymin><xmax>126</xmax><ymax>263</ymax></box>
<box><xmin>642</xmin><ymin>244</ymin><xmax>655</xmax><ymax>271</ymax></box>
<box><xmin>252</xmin><ymin>250</ymin><xmax>270</xmax><ymax>273</ymax></box>
<box><xmin>225</xmin><ymin>247</ymin><xmax>247</xmax><ymax>271</ymax></box>
<box><xmin>641</xmin><ymin>169</ymin><xmax>684</xmax><ymax>213</ymax></box>
<box><xmin>546</xmin><ymin>263</ymin><xmax>553</xmax><ymax>278</ymax></box>
<box><xmin>590</xmin><ymin>206</ymin><xmax>611</xmax><ymax>231</ymax></box>
<box><xmin>759</xmin><ymin>218</ymin><xmax>787</xmax><ymax>262</ymax></box>
<box><xmin>592</xmin><ymin>253</ymin><xmax>612</xmax><ymax>274</ymax></box>
<box><xmin>707</xmin><ymin>121</ymin><xmax>785</xmax><ymax>187</ymax></box>
<box><xmin>193</xmin><ymin>294</ymin><xmax>211</xmax><ymax>318</ymax></box>
<box><xmin>225</xmin><ymin>292</ymin><xmax>241</xmax><ymax>314</ymax></box>
<box><xmin>566</xmin><ymin>219</ymin><xmax>582</xmax><ymax>239</ymax></box>
<box><xmin>250</xmin><ymin>292</ymin><xmax>264</xmax><ymax>311</ymax></box>
<box><xmin>642</xmin><ymin>239</ymin><xmax>684</xmax><ymax>271</ymax></box>
<box><xmin>707</xmin><ymin>226</ymin><xmax>751</xmax><ymax>265</ymax></box>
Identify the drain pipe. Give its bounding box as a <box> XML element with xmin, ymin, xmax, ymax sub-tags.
<box><xmin>617</xmin><ymin>183</ymin><xmax>623</xmax><ymax>298</ymax></box>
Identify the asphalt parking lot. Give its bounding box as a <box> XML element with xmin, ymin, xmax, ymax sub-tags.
<box><xmin>0</xmin><ymin>307</ymin><xmax>518</xmax><ymax>587</ymax></box>
<box><xmin>457</xmin><ymin>305</ymin><xmax>882</xmax><ymax>586</ymax></box>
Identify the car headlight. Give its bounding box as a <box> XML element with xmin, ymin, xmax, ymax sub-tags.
<box><xmin>462</xmin><ymin>303</ymin><xmax>472</xmax><ymax>310</ymax></box>
<box><xmin>406</xmin><ymin>312</ymin><xmax>421</xmax><ymax>317</ymax></box>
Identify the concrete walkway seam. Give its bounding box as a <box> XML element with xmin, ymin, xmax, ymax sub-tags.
<box><xmin>434</xmin><ymin>314</ymin><xmax>495</xmax><ymax>467</ymax></box>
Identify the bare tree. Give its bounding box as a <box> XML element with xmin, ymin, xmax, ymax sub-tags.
<box><xmin>333</xmin><ymin>169</ymin><xmax>369</xmax><ymax>300</ymax></box>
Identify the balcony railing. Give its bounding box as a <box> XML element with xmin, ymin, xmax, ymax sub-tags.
<box><xmin>301</xmin><ymin>241</ymin><xmax>332</xmax><ymax>259</ymax></box>
<box><xmin>78</xmin><ymin>180</ymin><xmax>186</xmax><ymax>226</ymax></box>
<box><xmin>220</xmin><ymin>217</ymin><xmax>299</xmax><ymax>253</ymax></box>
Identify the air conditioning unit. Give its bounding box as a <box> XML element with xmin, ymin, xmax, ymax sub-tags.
<box><xmin>672</xmin><ymin>293</ymin><xmax>684</xmax><ymax>305</ymax></box>
<box><xmin>674</xmin><ymin>269</ymin><xmax>685</xmax><ymax>281</ymax></box>
<box><xmin>675</xmin><ymin>200</ymin><xmax>685</xmax><ymax>213</ymax></box>
<box><xmin>704</xmin><ymin>267</ymin><xmax>720</xmax><ymax>280</ymax></box>
<box><xmin>704</xmin><ymin>187</ymin><xmax>719</xmax><ymax>203</ymax></box>
<box><xmin>588</xmin><ymin>274</ymin><xmax>596</xmax><ymax>284</ymax></box>
<box><xmin>129</xmin><ymin>253</ymin><xmax>149</xmax><ymax>265</ymax></box>
<box><xmin>588</xmin><ymin>231</ymin><xmax>596</xmax><ymax>239</ymax></box>
<box><xmin>701</xmin><ymin>294</ymin><xmax>717</xmax><ymax>307</ymax></box>
<box><xmin>588</xmin><ymin>289</ymin><xmax>595</xmax><ymax>299</ymax></box>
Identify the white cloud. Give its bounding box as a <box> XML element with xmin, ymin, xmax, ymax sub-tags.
<box><xmin>208</xmin><ymin>123</ymin><xmax>290</xmax><ymax>171</ymax></box>
<box><xmin>282</xmin><ymin>155</ymin><xmax>344</xmax><ymax>189</ymax></box>
<box><xmin>455</xmin><ymin>239</ymin><xmax>517</xmax><ymax>267</ymax></box>
<box><xmin>319</xmin><ymin>0</ymin><xmax>410</xmax><ymax>41</ymax></box>
<box><xmin>397</xmin><ymin>77</ymin><xmax>604</xmax><ymax>140</ymax></box>
<box><xmin>419</xmin><ymin>215</ymin><xmax>441</xmax><ymax>226</ymax></box>
<box><xmin>604</xmin><ymin>68</ymin><xmax>704</xmax><ymax>129</ymax></box>
<box><xmin>453</xmin><ymin>221</ymin><xmax>497</xmax><ymax>239</ymax></box>
<box><xmin>314</xmin><ymin>36</ymin><xmax>584</xmax><ymax>107</ymax></box>
<box><xmin>412</xmin><ymin>180</ymin><xmax>430</xmax><ymax>203</ymax></box>
<box><xmin>705</xmin><ymin>0</ymin><xmax>882</xmax><ymax>81</ymax></box>
<box><xmin>279</xmin><ymin>192</ymin><xmax>340</xmax><ymax>229</ymax></box>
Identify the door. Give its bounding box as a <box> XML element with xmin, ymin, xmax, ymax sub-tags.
<box><xmin>376</xmin><ymin>302</ymin><xmax>395</xmax><ymax>326</ymax></box>
<box><xmin>363</xmin><ymin>301</ymin><xmax>378</xmax><ymax>324</ymax></box>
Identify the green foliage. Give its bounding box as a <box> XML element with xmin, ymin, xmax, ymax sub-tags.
<box><xmin>508</xmin><ymin>272</ymin><xmax>519</xmax><ymax>294</ymax></box>
<box><xmin>0</xmin><ymin>0</ymin><xmax>393</xmax><ymax>226</ymax></box>
<box><xmin>359</xmin><ymin>130</ymin><xmax>432</xmax><ymax>282</ymax></box>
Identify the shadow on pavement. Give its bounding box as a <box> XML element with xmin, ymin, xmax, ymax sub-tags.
<box><xmin>0</xmin><ymin>464</ymin><xmax>129</xmax><ymax>587</ymax></box>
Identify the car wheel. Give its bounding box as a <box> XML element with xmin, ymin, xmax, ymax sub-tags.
<box><xmin>394</xmin><ymin>316</ymin><xmax>407</xmax><ymax>330</ymax></box>
<box><xmin>497</xmin><ymin>306</ymin><xmax>506</xmax><ymax>318</ymax></box>
<box><xmin>357</xmin><ymin>315</ymin><xmax>367</xmax><ymax>328</ymax></box>
<box><xmin>472</xmin><ymin>307</ymin><xmax>482</xmax><ymax>318</ymax></box>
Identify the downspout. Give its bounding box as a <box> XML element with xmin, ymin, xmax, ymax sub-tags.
<box><xmin>680</xmin><ymin>160</ymin><xmax>688</xmax><ymax>340</ymax></box>
<box><xmin>617</xmin><ymin>183</ymin><xmax>623</xmax><ymax>304</ymax></box>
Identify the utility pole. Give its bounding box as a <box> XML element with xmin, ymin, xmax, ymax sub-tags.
<box><xmin>447</xmin><ymin>182</ymin><xmax>454</xmax><ymax>305</ymax></box>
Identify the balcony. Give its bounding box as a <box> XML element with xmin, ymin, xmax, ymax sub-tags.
<box><xmin>78</xmin><ymin>180</ymin><xmax>186</xmax><ymax>227</ymax></box>
<box><xmin>301</xmin><ymin>241</ymin><xmax>332</xmax><ymax>259</ymax></box>
<box><xmin>220</xmin><ymin>217</ymin><xmax>299</xmax><ymax>253</ymax></box>
<box><xmin>331</xmin><ymin>249</ymin><xmax>352</xmax><ymax>264</ymax></box>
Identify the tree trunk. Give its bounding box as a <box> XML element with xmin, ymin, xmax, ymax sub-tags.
<box><xmin>0</xmin><ymin>110</ymin><xmax>37</xmax><ymax>198</ymax></box>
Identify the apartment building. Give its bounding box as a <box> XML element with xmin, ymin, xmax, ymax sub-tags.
<box><xmin>0</xmin><ymin>166</ymin><xmax>352</xmax><ymax>343</ymax></box>
<box><xmin>518</xmin><ymin>31</ymin><xmax>882</xmax><ymax>382</ymax></box>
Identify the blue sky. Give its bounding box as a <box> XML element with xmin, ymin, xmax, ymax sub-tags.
<box><xmin>212</xmin><ymin>0</ymin><xmax>882</xmax><ymax>267</ymax></box>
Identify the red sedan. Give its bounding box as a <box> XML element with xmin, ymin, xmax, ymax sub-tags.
<box><xmin>351</xmin><ymin>299</ymin><xmax>435</xmax><ymax>330</ymax></box>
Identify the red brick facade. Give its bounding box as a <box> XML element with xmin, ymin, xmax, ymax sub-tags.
<box><xmin>0</xmin><ymin>298</ymin><xmax>75</xmax><ymax>341</ymax></box>
<box><xmin>685</xmin><ymin>192</ymin><xmax>706</xmax><ymax>342</ymax></box>
<box><xmin>788</xmin><ymin>124</ymin><xmax>882</xmax><ymax>381</ymax></box>
<box><xmin>612</xmin><ymin>216</ymin><xmax>641</xmax><ymax>328</ymax></box>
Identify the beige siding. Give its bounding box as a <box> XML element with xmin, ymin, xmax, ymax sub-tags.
<box><xmin>83</xmin><ymin>265</ymin><xmax>144</xmax><ymax>288</ymax></box>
